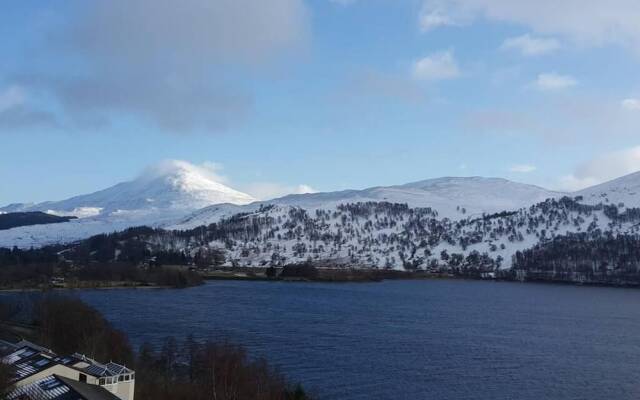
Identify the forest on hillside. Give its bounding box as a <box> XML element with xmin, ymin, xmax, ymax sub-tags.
<box><xmin>0</xmin><ymin>296</ymin><xmax>312</xmax><ymax>400</ymax></box>
<box><xmin>512</xmin><ymin>233</ymin><xmax>640</xmax><ymax>286</ymax></box>
<box><xmin>3</xmin><ymin>198</ymin><xmax>640</xmax><ymax>286</ymax></box>
<box><xmin>0</xmin><ymin>212</ymin><xmax>76</xmax><ymax>230</ymax></box>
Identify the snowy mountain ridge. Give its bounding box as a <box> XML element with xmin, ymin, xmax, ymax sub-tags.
<box><xmin>0</xmin><ymin>160</ymin><xmax>256</xmax><ymax>248</ymax></box>
<box><xmin>3</xmin><ymin>163</ymin><xmax>640</xmax><ymax>257</ymax></box>
<box><xmin>576</xmin><ymin>171</ymin><xmax>640</xmax><ymax>207</ymax></box>
<box><xmin>103</xmin><ymin>196</ymin><xmax>640</xmax><ymax>272</ymax></box>
<box><xmin>171</xmin><ymin>176</ymin><xmax>562</xmax><ymax>230</ymax></box>
<box><xmin>2</xmin><ymin>160</ymin><xmax>255</xmax><ymax>217</ymax></box>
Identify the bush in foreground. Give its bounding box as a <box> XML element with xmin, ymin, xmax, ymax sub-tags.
<box><xmin>2</xmin><ymin>295</ymin><xmax>311</xmax><ymax>400</ymax></box>
<box><xmin>136</xmin><ymin>336</ymin><xmax>312</xmax><ymax>400</ymax></box>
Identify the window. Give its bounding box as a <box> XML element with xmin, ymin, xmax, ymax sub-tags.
<box><xmin>79</xmin><ymin>374</ymin><xmax>87</xmax><ymax>383</ymax></box>
<box><xmin>34</xmin><ymin>359</ymin><xmax>50</xmax><ymax>367</ymax></box>
<box><xmin>99</xmin><ymin>378</ymin><xmax>105</xmax><ymax>385</ymax></box>
<box><xmin>118</xmin><ymin>375</ymin><xmax>124</xmax><ymax>382</ymax></box>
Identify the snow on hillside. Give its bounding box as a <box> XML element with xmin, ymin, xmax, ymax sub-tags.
<box><xmin>171</xmin><ymin>177</ymin><xmax>562</xmax><ymax>230</ymax></box>
<box><xmin>576</xmin><ymin>171</ymin><xmax>640</xmax><ymax>208</ymax></box>
<box><xmin>0</xmin><ymin>161</ymin><xmax>256</xmax><ymax>248</ymax></box>
<box><xmin>4</xmin><ymin>165</ymin><xmax>640</xmax><ymax>261</ymax></box>
<box><xmin>2</xmin><ymin>160</ymin><xmax>255</xmax><ymax>216</ymax></box>
<box><xmin>151</xmin><ymin>197</ymin><xmax>640</xmax><ymax>271</ymax></box>
<box><xmin>272</xmin><ymin>177</ymin><xmax>562</xmax><ymax>217</ymax></box>
<box><xmin>0</xmin><ymin>209</ymin><xmax>181</xmax><ymax>249</ymax></box>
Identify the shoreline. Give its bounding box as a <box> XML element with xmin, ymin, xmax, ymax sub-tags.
<box><xmin>3</xmin><ymin>269</ymin><xmax>640</xmax><ymax>292</ymax></box>
<box><xmin>0</xmin><ymin>282</ymin><xmax>179</xmax><ymax>293</ymax></box>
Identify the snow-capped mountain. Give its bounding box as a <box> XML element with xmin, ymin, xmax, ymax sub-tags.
<box><xmin>3</xmin><ymin>162</ymin><xmax>640</xmax><ymax>260</ymax></box>
<box><xmin>277</xmin><ymin>176</ymin><xmax>560</xmax><ymax>216</ymax></box>
<box><xmin>2</xmin><ymin>160</ymin><xmax>255</xmax><ymax>217</ymax></box>
<box><xmin>576</xmin><ymin>171</ymin><xmax>640</xmax><ymax>208</ymax></box>
<box><xmin>151</xmin><ymin>196</ymin><xmax>639</xmax><ymax>271</ymax></box>
<box><xmin>125</xmin><ymin>170</ymin><xmax>640</xmax><ymax>272</ymax></box>
<box><xmin>0</xmin><ymin>160</ymin><xmax>255</xmax><ymax>248</ymax></box>
<box><xmin>171</xmin><ymin>177</ymin><xmax>562</xmax><ymax>230</ymax></box>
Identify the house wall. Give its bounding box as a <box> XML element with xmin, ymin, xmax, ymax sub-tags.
<box><xmin>103</xmin><ymin>380</ymin><xmax>135</xmax><ymax>400</ymax></box>
<box><xmin>12</xmin><ymin>359</ymin><xmax>135</xmax><ymax>400</ymax></box>
<box><xmin>14</xmin><ymin>364</ymin><xmax>98</xmax><ymax>387</ymax></box>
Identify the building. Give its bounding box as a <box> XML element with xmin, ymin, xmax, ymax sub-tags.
<box><xmin>0</xmin><ymin>339</ymin><xmax>134</xmax><ymax>400</ymax></box>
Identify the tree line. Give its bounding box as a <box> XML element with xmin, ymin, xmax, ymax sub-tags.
<box><xmin>0</xmin><ymin>295</ymin><xmax>312</xmax><ymax>400</ymax></box>
<box><xmin>512</xmin><ymin>233</ymin><xmax>640</xmax><ymax>285</ymax></box>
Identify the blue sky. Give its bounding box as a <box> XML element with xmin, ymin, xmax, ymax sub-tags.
<box><xmin>2</xmin><ymin>0</ymin><xmax>640</xmax><ymax>204</ymax></box>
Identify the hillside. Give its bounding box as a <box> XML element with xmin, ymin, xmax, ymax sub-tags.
<box><xmin>576</xmin><ymin>171</ymin><xmax>640</xmax><ymax>208</ymax></box>
<box><xmin>3</xmin><ymin>166</ymin><xmax>640</xmax><ymax>283</ymax></box>
<box><xmin>155</xmin><ymin>197</ymin><xmax>640</xmax><ymax>271</ymax></box>
<box><xmin>0</xmin><ymin>212</ymin><xmax>77</xmax><ymax>231</ymax></box>
<box><xmin>7</xmin><ymin>195</ymin><xmax>640</xmax><ymax>287</ymax></box>
<box><xmin>1</xmin><ymin>160</ymin><xmax>255</xmax><ymax>217</ymax></box>
<box><xmin>270</xmin><ymin>176</ymin><xmax>560</xmax><ymax>218</ymax></box>
<box><xmin>0</xmin><ymin>173</ymin><xmax>562</xmax><ymax>248</ymax></box>
<box><xmin>0</xmin><ymin>161</ymin><xmax>256</xmax><ymax>248</ymax></box>
<box><xmin>170</xmin><ymin>177</ymin><xmax>561</xmax><ymax>230</ymax></box>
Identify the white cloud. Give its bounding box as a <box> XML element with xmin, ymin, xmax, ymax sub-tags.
<box><xmin>534</xmin><ymin>73</ymin><xmax>577</xmax><ymax>91</ymax></box>
<box><xmin>418</xmin><ymin>1</ymin><xmax>640</xmax><ymax>53</ymax></box>
<box><xmin>241</xmin><ymin>182</ymin><xmax>317</xmax><ymax>200</ymax></box>
<box><xmin>501</xmin><ymin>34</ymin><xmax>560</xmax><ymax>56</ymax></box>
<box><xmin>141</xmin><ymin>159</ymin><xmax>230</xmax><ymax>184</ymax></box>
<box><xmin>509</xmin><ymin>164</ymin><xmax>537</xmax><ymax>173</ymax></box>
<box><xmin>10</xmin><ymin>0</ymin><xmax>309</xmax><ymax>134</ymax></box>
<box><xmin>0</xmin><ymin>86</ymin><xmax>26</xmax><ymax>112</ymax></box>
<box><xmin>198</xmin><ymin>161</ymin><xmax>231</xmax><ymax>184</ymax></box>
<box><xmin>419</xmin><ymin>9</ymin><xmax>459</xmax><ymax>31</ymax></box>
<box><xmin>418</xmin><ymin>0</ymin><xmax>473</xmax><ymax>32</ymax></box>
<box><xmin>143</xmin><ymin>159</ymin><xmax>318</xmax><ymax>200</ymax></box>
<box><xmin>0</xmin><ymin>85</ymin><xmax>60</xmax><ymax>131</ymax></box>
<box><xmin>296</xmin><ymin>184</ymin><xmax>317</xmax><ymax>194</ymax></box>
<box><xmin>622</xmin><ymin>98</ymin><xmax>640</xmax><ymax>111</ymax></box>
<box><xmin>412</xmin><ymin>51</ymin><xmax>460</xmax><ymax>81</ymax></box>
<box><xmin>466</xmin><ymin>95</ymin><xmax>640</xmax><ymax>143</ymax></box>
<box><xmin>557</xmin><ymin>146</ymin><xmax>640</xmax><ymax>191</ymax></box>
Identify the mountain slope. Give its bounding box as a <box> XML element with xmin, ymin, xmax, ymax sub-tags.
<box><xmin>273</xmin><ymin>177</ymin><xmax>560</xmax><ymax>214</ymax></box>
<box><xmin>0</xmin><ymin>161</ymin><xmax>256</xmax><ymax>248</ymax></box>
<box><xmin>2</xmin><ymin>160</ymin><xmax>255</xmax><ymax>217</ymax></box>
<box><xmin>60</xmin><ymin>196</ymin><xmax>640</xmax><ymax>273</ymax></box>
<box><xmin>0</xmin><ymin>212</ymin><xmax>77</xmax><ymax>230</ymax></box>
<box><xmin>171</xmin><ymin>177</ymin><xmax>563</xmax><ymax>230</ymax></box>
<box><xmin>6</xmin><ymin>166</ymin><xmax>640</xmax><ymax>256</ymax></box>
<box><xmin>576</xmin><ymin>171</ymin><xmax>640</xmax><ymax>208</ymax></box>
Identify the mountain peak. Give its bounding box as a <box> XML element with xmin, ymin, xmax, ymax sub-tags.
<box><xmin>138</xmin><ymin>160</ymin><xmax>243</xmax><ymax>197</ymax></box>
<box><xmin>1</xmin><ymin>160</ymin><xmax>256</xmax><ymax>218</ymax></box>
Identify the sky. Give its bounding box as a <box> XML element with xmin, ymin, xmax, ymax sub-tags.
<box><xmin>2</xmin><ymin>0</ymin><xmax>640</xmax><ymax>204</ymax></box>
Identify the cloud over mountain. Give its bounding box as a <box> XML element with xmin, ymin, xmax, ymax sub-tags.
<box><xmin>4</xmin><ymin>0</ymin><xmax>309</xmax><ymax>134</ymax></box>
<box><xmin>559</xmin><ymin>146</ymin><xmax>640</xmax><ymax>191</ymax></box>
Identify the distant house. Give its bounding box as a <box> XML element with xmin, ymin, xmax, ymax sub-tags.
<box><xmin>1</xmin><ymin>339</ymin><xmax>134</xmax><ymax>400</ymax></box>
<box><xmin>50</xmin><ymin>276</ymin><xmax>65</xmax><ymax>286</ymax></box>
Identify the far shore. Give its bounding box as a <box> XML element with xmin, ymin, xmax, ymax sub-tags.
<box><xmin>0</xmin><ymin>281</ymin><xmax>176</xmax><ymax>293</ymax></box>
<box><xmin>0</xmin><ymin>267</ymin><xmax>461</xmax><ymax>292</ymax></box>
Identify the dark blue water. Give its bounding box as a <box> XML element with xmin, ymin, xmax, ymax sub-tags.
<box><xmin>68</xmin><ymin>280</ymin><xmax>640</xmax><ymax>399</ymax></box>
